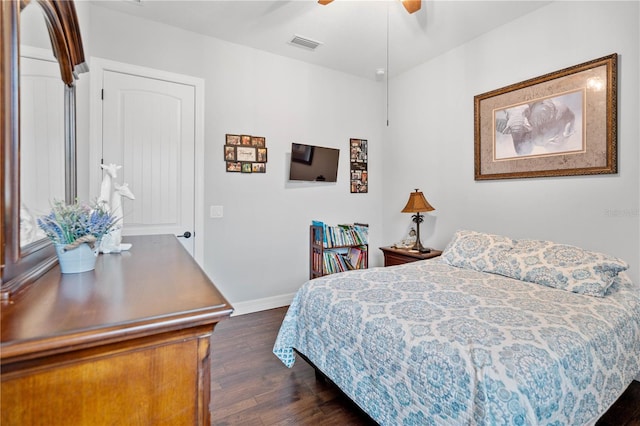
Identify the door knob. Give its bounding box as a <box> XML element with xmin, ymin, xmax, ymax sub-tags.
<box><xmin>177</xmin><ymin>231</ymin><xmax>192</xmax><ymax>239</ymax></box>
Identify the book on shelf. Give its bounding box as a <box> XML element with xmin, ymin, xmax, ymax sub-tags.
<box><xmin>346</xmin><ymin>246</ymin><xmax>367</xmax><ymax>269</ymax></box>
<box><xmin>310</xmin><ymin>221</ymin><xmax>369</xmax><ymax>278</ymax></box>
<box><xmin>311</xmin><ymin>222</ymin><xmax>368</xmax><ymax>248</ymax></box>
<box><xmin>323</xmin><ymin>250</ymin><xmax>351</xmax><ymax>274</ymax></box>
<box><xmin>321</xmin><ymin>247</ymin><xmax>368</xmax><ymax>273</ymax></box>
<box><xmin>311</xmin><ymin>220</ymin><xmax>327</xmax><ymax>246</ymax></box>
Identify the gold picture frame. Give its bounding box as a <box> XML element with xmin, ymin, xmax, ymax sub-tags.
<box><xmin>474</xmin><ymin>54</ymin><xmax>617</xmax><ymax>180</ymax></box>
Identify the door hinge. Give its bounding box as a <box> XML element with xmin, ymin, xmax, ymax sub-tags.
<box><xmin>101</xmin><ymin>89</ymin><xmax>104</xmax><ymax>100</ymax></box>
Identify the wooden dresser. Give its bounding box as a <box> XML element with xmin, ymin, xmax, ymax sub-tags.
<box><xmin>1</xmin><ymin>235</ymin><xmax>233</xmax><ymax>425</ymax></box>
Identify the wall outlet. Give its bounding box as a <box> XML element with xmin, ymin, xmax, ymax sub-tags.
<box><xmin>210</xmin><ymin>205</ymin><xmax>223</xmax><ymax>218</ymax></box>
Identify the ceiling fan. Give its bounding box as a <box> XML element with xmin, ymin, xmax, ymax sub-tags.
<box><xmin>318</xmin><ymin>0</ymin><xmax>421</xmax><ymax>14</ymax></box>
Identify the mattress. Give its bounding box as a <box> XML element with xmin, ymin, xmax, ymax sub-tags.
<box><xmin>273</xmin><ymin>259</ymin><xmax>640</xmax><ymax>425</ymax></box>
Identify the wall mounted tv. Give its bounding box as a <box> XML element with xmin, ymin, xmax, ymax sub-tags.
<box><xmin>289</xmin><ymin>143</ymin><xmax>340</xmax><ymax>182</ymax></box>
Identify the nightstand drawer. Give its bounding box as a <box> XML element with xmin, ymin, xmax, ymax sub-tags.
<box><xmin>379</xmin><ymin>247</ymin><xmax>442</xmax><ymax>267</ymax></box>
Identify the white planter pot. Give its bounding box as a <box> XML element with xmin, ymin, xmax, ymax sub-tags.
<box><xmin>55</xmin><ymin>243</ymin><xmax>99</xmax><ymax>274</ymax></box>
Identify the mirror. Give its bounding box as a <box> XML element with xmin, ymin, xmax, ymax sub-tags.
<box><xmin>1</xmin><ymin>0</ymin><xmax>87</xmax><ymax>300</ymax></box>
<box><xmin>20</xmin><ymin>5</ymin><xmax>65</xmax><ymax>248</ymax></box>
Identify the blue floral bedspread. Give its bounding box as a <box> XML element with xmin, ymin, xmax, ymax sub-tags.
<box><xmin>273</xmin><ymin>259</ymin><xmax>640</xmax><ymax>425</ymax></box>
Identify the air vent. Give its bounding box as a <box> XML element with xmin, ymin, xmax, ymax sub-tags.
<box><xmin>289</xmin><ymin>35</ymin><xmax>323</xmax><ymax>51</ymax></box>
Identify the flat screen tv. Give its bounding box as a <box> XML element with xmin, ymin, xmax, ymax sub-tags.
<box><xmin>289</xmin><ymin>143</ymin><xmax>340</xmax><ymax>182</ymax></box>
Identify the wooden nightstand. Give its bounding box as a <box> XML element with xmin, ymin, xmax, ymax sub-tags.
<box><xmin>379</xmin><ymin>246</ymin><xmax>442</xmax><ymax>267</ymax></box>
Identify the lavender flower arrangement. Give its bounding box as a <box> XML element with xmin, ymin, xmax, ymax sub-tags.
<box><xmin>37</xmin><ymin>200</ymin><xmax>118</xmax><ymax>249</ymax></box>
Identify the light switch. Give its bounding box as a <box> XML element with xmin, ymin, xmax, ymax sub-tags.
<box><xmin>210</xmin><ymin>205</ymin><xmax>223</xmax><ymax>218</ymax></box>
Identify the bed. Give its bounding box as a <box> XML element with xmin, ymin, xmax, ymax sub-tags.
<box><xmin>273</xmin><ymin>230</ymin><xmax>640</xmax><ymax>425</ymax></box>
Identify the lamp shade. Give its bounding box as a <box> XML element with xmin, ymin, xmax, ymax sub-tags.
<box><xmin>401</xmin><ymin>189</ymin><xmax>434</xmax><ymax>213</ymax></box>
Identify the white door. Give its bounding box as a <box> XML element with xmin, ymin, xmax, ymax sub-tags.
<box><xmin>101</xmin><ymin>71</ymin><xmax>196</xmax><ymax>255</ymax></box>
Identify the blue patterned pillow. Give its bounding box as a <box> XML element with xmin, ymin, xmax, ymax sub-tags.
<box><xmin>605</xmin><ymin>272</ymin><xmax>634</xmax><ymax>295</ymax></box>
<box><xmin>441</xmin><ymin>229</ymin><xmax>515</xmax><ymax>273</ymax></box>
<box><xmin>503</xmin><ymin>239</ymin><xmax>629</xmax><ymax>297</ymax></box>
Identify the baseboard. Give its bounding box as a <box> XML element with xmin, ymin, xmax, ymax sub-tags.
<box><xmin>230</xmin><ymin>292</ymin><xmax>296</xmax><ymax>316</ymax></box>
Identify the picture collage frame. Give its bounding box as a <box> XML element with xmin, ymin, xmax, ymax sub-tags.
<box><xmin>224</xmin><ymin>134</ymin><xmax>267</xmax><ymax>173</ymax></box>
<box><xmin>350</xmin><ymin>138</ymin><xmax>368</xmax><ymax>193</ymax></box>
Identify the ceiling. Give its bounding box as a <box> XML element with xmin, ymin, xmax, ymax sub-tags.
<box><xmin>91</xmin><ymin>0</ymin><xmax>551</xmax><ymax>80</ymax></box>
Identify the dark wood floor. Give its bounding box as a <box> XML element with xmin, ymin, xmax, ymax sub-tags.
<box><xmin>210</xmin><ymin>307</ymin><xmax>640</xmax><ymax>425</ymax></box>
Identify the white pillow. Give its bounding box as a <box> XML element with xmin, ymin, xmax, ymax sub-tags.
<box><xmin>441</xmin><ymin>229</ymin><xmax>515</xmax><ymax>274</ymax></box>
<box><xmin>502</xmin><ymin>239</ymin><xmax>629</xmax><ymax>297</ymax></box>
<box><xmin>441</xmin><ymin>230</ymin><xmax>630</xmax><ymax>297</ymax></box>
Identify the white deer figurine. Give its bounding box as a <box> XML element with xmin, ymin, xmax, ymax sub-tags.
<box><xmin>97</xmin><ymin>163</ymin><xmax>122</xmax><ymax>210</ymax></box>
<box><xmin>100</xmin><ymin>182</ymin><xmax>136</xmax><ymax>253</ymax></box>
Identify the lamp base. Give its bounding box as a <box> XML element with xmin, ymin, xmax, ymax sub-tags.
<box><xmin>410</xmin><ymin>241</ymin><xmax>431</xmax><ymax>253</ymax></box>
<box><xmin>408</xmin><ymin>211</ymin><xmax>431</xmax><ymax>253</ymax></box>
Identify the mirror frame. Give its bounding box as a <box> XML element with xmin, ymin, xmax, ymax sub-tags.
<box><xmin>1</xmin><ymin>0</ymin><xmax>87</xmax><ymax>300</ymax></box>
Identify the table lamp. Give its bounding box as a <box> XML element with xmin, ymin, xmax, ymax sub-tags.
<box><xmin>401</xmin><ymin>189</ymin><xmax>435</xmax><ymax>253</ymax></box>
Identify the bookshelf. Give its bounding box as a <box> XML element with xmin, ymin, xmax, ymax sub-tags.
<box><xmin>310</xmin><ymin>222</ymin><xmax>369</xmax><ymax>279</ymax></box>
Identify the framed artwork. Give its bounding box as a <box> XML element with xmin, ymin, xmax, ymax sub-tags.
<box><xmin>226</xmin><ymin>161</ymin><xmax>241</xmax><ymax>172</ymax></box>
<box><xmin>257</xmin><ymin>148</ymin><xmax>268</xmax><ymax>162</ymax></box>
<box><xmin>291</xmin><ymin>143</ymin><xmax>313</xmax><ymax>164</ymax></box>
<box><xmin>252</xmin><ymin>163</ymin><xmax>266</xmax><ymax>173</ymax></box>
<box><xmin>236</xmin><ymin>146</ymin><xmax>257</xmax><ymax>162</ymax></box>
<box><xmin>350</xmin><ymin>138</ymin><xmax>368</xmax><ymax>193</ymax></box>
<box><xmin>474</xmin><ymin>54</ymin><xmax>617</xmax><ymax>180</ymax></box>
<box><xmin>225</xmin><ymin>133</ymin><xmax>268</xmax><ymax>173</ymax></box>
<box><xmin>251</xmin><ymin>136</ymin><xmax>265</xmax><ymax>147</ymax></box>
<box><xmin>224</xmin><ymin>145</ymin><xmax>236</xmax><ymax>161</ymax></box>
<box><xmin>226</xmin><ymin>134</ymin><xmax>241</xmax><ymax>145</ymax></box>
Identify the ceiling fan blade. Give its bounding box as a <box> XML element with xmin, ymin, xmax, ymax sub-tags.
<box><xmin>401</xmin><ymin>0</ymin><xmax>421</xmax><ymax>14</ymax></box>
<box><xmin>318</xmin><ymin>0</ymin><xmax>419</xmax><ymax>15</ymax></box>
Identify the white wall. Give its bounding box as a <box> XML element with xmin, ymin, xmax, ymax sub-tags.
<box><xmin>383</xmin><ymin>1</ymin><xmax>640</xmax><ymax>283</ymax></box>
<box><xmin>76</xmin><ymin>5</ymin><xmax>385</xmax><ymax>310</ymax></box>
<box><xmin>201</xmin><ymin>36</ymin><xmax>385</xmax><ymax>305</ymax></box>
<box><xmin>75</xmin><ymin>1</ymin><xmax>639</xmax><ymax>310</ymax></box>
